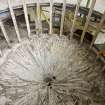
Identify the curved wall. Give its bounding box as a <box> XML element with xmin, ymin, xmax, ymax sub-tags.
<box><xmin>0</xmin><ymin>0</ymin><xmax>105</xmax><ymax>13</ymax></box>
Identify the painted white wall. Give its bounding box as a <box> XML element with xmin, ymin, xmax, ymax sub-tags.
<box><xmin>94</xmin><ymin>0</ymin><xmax>105</xmax><ymax>13</ymax></box>
<box><xmin>95</xmin><ymin>32</ymin><xmax>105</xmax><ymax>44</ymax></box>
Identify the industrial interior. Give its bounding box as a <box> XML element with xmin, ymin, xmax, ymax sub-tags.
<box><xmin>0</xmin><ymin>0</ymin><xmax>105</xmax><ymax>105</ymax></box>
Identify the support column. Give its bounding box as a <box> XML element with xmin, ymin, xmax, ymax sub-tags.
<box><xmin>34</xmin><ymin>8</ymin><xmax>39</xmax><ymax>34</ymax></box>
<box><xmin>90</xmin><ymin>11</ymin><xmax>105</xmax><ymax>48</ymax></box>
<box><xmin>22</xmin><ymin>0</ymin><xmax>31</xmax><ymax>38</ymax></box>
<box><xmin>0</xmin><ymin>21</ymin><xmax>10</xmax><ymax>46</ymax></box>
<box><xmin>49</xmin><ymin>0</ymin><xmax>53</xmax><ymax>35</ymax></box>
<box><xmin>86</xmin><ymin>0</ymin><xmax>91</xmax><ymax>8</ymax></box>
<box><xmin>37</xmin><ymin>1</ymin><xmax>42</xmax><ymax>34</ymax></box>
<box><xmin>0</xmin><ymin>50</ymin><xmax>2</xmax><ymax>57</ymax></box>
<box><xmin>60</xmin><ymin>0</ymin><xmax>66</xmax><ymax>36</ymax></box>
<box><xmin>80</xmin><ymin>0</ymin><xmax>96</xmax><ymax>44</ymax></box>
<box><xmin>70</xmin><ymin>0</ymin><xmax>82</xmax><ymax>39</ymax></box>
<box><xmin>8</xmin><ymin>0</ymin><xmax>21</xmax><ymax>42</ymax></box>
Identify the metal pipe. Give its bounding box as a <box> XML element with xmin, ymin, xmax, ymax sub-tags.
<box><xmin>22</xmin><ymin>0</ymin><xmax>31</xmax><ymax>38</ymax></box>
<box><xmin>0</xmin><ymin>21</ymin><xmax>10</xmax><ymax>46</ymax></box>
<box><xmin>49</xmin><ymin>0</ymin><xmax>53</xmax><ymax>35</ymax></box>
<box><xmin>37</xmin><ymin>0</ymin><xmax>42</xmax><ymax>34</ymax></box>
<box><xmin>70</xmin><ymin>0</ymin><xmax>82</xmax><ymax>39</ymax></box>
<box><xmin>80</xmin><ymin>0</ymin><xmax>96</xmax><ymax>44</ymax></box>
<box><xmin>86</xmin><ymin>0</ymin><xmax>91</xmax><ymax>8</ymax></box>
<box><xmin>8</xmin><ymin>0</ymin><xmax>21</xmax><ymax>42</ymax></box>
<box><xmin>60</xmin><ymin>0</ymin><xmax>66</xmax><ymax>36</ymax></box>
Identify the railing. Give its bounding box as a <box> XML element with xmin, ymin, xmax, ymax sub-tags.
<box><xmin>0</xmin><ymin>0</ymin><xmax>105</xmax><ymax>56</ymax></box>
